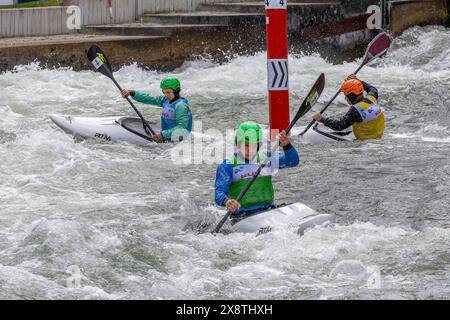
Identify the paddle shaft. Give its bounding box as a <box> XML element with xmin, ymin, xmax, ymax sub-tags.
<box><xmin>299</xmin><ymin>62</ymin><xmax>366</xmax><ymax>136</ymax></box>
<box><xmin>109</xmin><ymin>77</ymin><xmax>156</xmax><ymax>137</ymax></box>
<box><xmin>88</xmin><ymin>44</ymin><xmax>157</xmax><ymax>137</ymax></box>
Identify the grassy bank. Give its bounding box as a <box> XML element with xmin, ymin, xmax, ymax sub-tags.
<box><xmin>0</xmin><ymin>0</ymin><xmax>63</xmax><ymax>9</ymax></box>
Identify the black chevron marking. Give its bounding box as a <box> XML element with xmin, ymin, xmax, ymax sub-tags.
<box><xmin>271</xmin><ymin>61</ymin><xmax>278</xmax><ymax>88</ymax></box>
<box><xmin>284</xmin><ymin>61</ymin><xmax>289</xmax><ymax>87</ymax></box>
<box><xmin>278</xmin><ymin>61</ymin><xmax>285</xmax><ymax>88</ymax></box>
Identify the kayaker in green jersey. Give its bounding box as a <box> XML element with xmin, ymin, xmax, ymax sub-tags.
<box><xmin>121</xmin><ymin>77</ymin><xmax>193</xmax><ymax>143</ymax></box>
<box><xmin>215</xmin><ymin>121</ymin><xmax>300</xmax><ymax>216</ymax></box>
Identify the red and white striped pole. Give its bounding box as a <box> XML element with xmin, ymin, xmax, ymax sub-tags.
<box><xmin>265</xmin><ymin>0</ymin><xmax>289</xmax><ymax>140</ymax></box>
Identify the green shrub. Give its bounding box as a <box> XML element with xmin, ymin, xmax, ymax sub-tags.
<box><xmin>441</xmin><ymin>9</ymin><xmax>450</xmax><ymax>27</ymax></box>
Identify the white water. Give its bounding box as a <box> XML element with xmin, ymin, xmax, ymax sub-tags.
<box><xmin>0</xmin><ymin>26</ymin><xmax>449</xmax><ymax>299</ymax></box>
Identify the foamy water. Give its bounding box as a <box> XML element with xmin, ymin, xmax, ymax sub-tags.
<box><xmin>0</xmin><ymin>26</ymin><xmax>449</xmax><ymax>299</ymax></box>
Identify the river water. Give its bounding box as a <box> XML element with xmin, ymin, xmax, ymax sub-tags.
<box><xmin>0</xmin><ymin>26</ymin><xmax>449</xmax><ymax>299</ymax></box>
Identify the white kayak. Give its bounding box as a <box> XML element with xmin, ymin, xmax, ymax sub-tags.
<box><xmin>50</xmin><ymin>114</ymin><xmax>163</xmax><ymax>145</ymax></box>
<box><xmin>291</xmin><ymin>123</ymin><xmax>355</xmax><ymax>144</ymax></box>
<box><xmin>49</xmin><ymin>114</ymin><xmax>213</xmax><ymax>145</ymax></box>
<box><xmin>230</xmin><ymin>202</ymin><xmax>333</xmax><ymax>236</ymax></box>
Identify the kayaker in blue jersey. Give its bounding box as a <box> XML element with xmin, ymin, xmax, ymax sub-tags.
<box><xmin>215</xmin><ymin>121</ymin><xmax>300</xmax><ymax>217</ymax></box>
<box><xmin>121</xmin><ymin>77</ymin><xmax>193</xmax><ymax>143</ymax></box>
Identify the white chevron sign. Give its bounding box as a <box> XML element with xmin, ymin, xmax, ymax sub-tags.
<box><xmin>267</xmin><ymin>59</ymin><xmax>289</xmax><ymax>90</ymax></box>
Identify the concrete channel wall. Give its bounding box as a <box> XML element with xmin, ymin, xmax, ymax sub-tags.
<box><xmin>389</xmin><ymin>0</ymin><xmax>446</xmax><ymax>35</ymax></box>
<box><xmin>1</xmin><ymin>0</ymin><xmax>448</xmax><ymax>73</ymax></box>
<box><xmin>64</xmin><ymin>0</ymin><xmax>136</xmax><ymax>25</ymax></box>
<box><xmin>0</xmin><ymin>0</ymin><xmax>256</xmax><ymax>37</ymax></box>
<box><xmin>135</xmin><ymin>0</ymin><xmax>251</xmax><ymax>13</ymax></box>
<box><xmin>2</xmin><ymin>0</ymin><xmax>447</xmax><ymax>38</ymax></box>
<box><xmin>0</xmin><ymin>6</ymin><xmax>75</xmax><ymax>37</ymax></box>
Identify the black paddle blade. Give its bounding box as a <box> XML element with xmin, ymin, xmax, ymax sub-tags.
<box><xmin>288</xmin><ymin>73</ymin><xmax>325</xmax><ymax>133</ymax></box>
<box><xmin>87</xmin><ymin>44</ymin><xmax>114</xmax><ymax>80</ymax></box>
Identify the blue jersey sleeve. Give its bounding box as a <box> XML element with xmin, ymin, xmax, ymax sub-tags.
<box><xmin>269</xmin><ymin>144</ymin><xmax>300</xmax><ymax>169</ymax></box>
<box><xmin>215</xmin><ymin>160</ymin><xmax>233</xmax><ymax>206</ymax></box>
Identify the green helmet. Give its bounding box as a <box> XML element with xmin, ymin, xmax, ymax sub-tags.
<box><xmin>160</xmin><ymin>77</ymin><xmax>181</xmax><ymax>91</ymax></box>
<box><xmin>236</xmin><ymin>121</ymin><xmax>263</xmax><ymax>144</ymax></box>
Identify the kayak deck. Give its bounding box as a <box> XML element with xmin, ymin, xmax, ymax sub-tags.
<box><xmin>118</xmin><ymin>117</ymin><xmax>155</xmax><ymax>141</ymax></box>
<box><xmin>291</xmin><ymin>123</ymin><xmax>355</xmax><ymax>144</ymax></box>
<box><xmin>230</xmin><ymin>202</ymin><xmax>333</xmax><ymax>236</ymax></box>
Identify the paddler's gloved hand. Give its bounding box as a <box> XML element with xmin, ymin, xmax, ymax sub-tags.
<box><xmin>225</xmin><ymin>199</ymin><xmax>241</xmax><ymax>212</ymax></box>
<box><xmin>121</xmin><ymin>89</ymin><xmax>135</xmax><ymax>98</ymax></box>
<box><xmin>313</xmin><ymin>113</ymin><xmax>322</xmax><ymax>122</ymax></box>
<box><xmin>153</xmin><ymin>132</ymin><xmax>164</xmax><ymax>143</ymax></box>
<box><xmin>346</xmin><ymin>74</ymin><xmax>357</xmax><ymax>81</ymax></box>
<box><xmin>278</xmin><ymin>130</ymin><xmax>292</xmax><ymax>148</ymax></box>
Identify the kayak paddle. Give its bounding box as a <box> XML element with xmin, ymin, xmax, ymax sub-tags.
<box><xmin>86</xmin><ymin>44</ymin><xmax>156</xmax><ymax>137</ymax></box>
<box><xmin>212</xmin><ymin>73</ymin><xmax>325</xmax><ymax>234</ymax></box>
<box><xmin>299</xmin><ymin>31</ymin><xmax>392</xmax><ymax>136</ymax></box>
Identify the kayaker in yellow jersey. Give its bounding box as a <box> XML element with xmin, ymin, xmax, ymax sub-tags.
<box><xmin>312</xmin><ymin>74</ymin><xmax>385</xmax><ymax>140</ymax></box>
